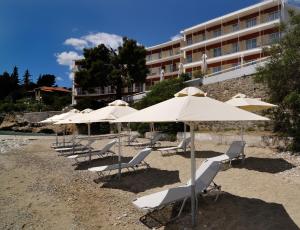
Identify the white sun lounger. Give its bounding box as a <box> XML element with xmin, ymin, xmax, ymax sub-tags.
<box><xmin>88</xmin><ymin>148</ymin><xmax>152</xmax><ymax>178</ymax></box>
<box><xmin>132</xmin><ymin>160</ymin><xmax>221</xmax><ymax>223</ymax></box>
<box><xmin>157</xmin><ymin>137</ymin><xmax>191</xmax><ymax>156</ymax></box>
<box><xmin>56</xmin><ymin>139</ymin><xmax>95</xmax><ymax>156</ymax></box>
<box><xmin>124</xmin><ymin>134</ymin><xmax>139</xmax><ymax>146</ymax></box>
<box><xmin>51</xmin><ymin>135</ymin><xmax>80</xmax><ymax>148</ymax></box>
<box><xmin>207</xmin><ymin>141</ymin><xmax>246</xmax><ymax>164</ymax></box>
<box><xmin>67</xmin><ymin>139</ymin><xmax>117</xmax><ymax>163</ymax></box>
<box><xmin>130</xmin><ymin>134</ymin><xmax>162</xmax><ymax>148</ymax></box>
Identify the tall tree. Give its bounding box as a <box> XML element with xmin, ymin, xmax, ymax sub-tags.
<box><xmin>23</xmin><ymin>69</ymin><xmax>31</xmax><ymax>90</ymax></box>
<box><xmin>37</xmin><ymin>74</ymin><xmax>56</xmax><ymax>87</ymax></box>
<box><xmin>256</xmin><ymin>10</ymin><xmax>300</xmax><ymax>151</ymax></box>
<box><xmin>75</xmin><ymin>38</ymin><xmax>148</xmax><ymax>99</ymax></box>
<box><xmin>11</xmin><ymin>66</ymin><xmax>19</xmax><ymax>89</ymax></box>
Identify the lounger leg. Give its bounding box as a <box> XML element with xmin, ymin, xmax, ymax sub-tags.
<box><xmin>177</xmin><ymin>197</ymin><xmax>188</xmax><ymax>218</ymax></box>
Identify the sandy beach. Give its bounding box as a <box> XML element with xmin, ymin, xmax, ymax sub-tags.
<box><xmin>0</xmin><ymin>135</ymin><xmax>300</xmax><ymax>229</ymax></box>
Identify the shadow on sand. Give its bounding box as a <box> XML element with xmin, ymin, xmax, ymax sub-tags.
<box><xmin>233</xmin><ymin>157</ymin><xmax>295</xmax><ymax>173</ymax></box>
<box><xmin>144</xmin><ymin>192</ymin><xmax>299</xmax><ymax>230</ymax></box>
<box><xmin>100</xmin><ymin>168</ymin><xmax>180</xmax><ymax>193</ymax></box>
<box><xmin>73</xmin><ymin>156</ymin><xmax>133</xmax><ymax>171</ymax></box>
<box><xmin>177</xmin><ymin>150</ymin><xmax>224</xmax><ymax>159</ymax></box>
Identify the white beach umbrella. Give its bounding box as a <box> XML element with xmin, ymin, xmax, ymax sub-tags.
<box><xmin>114</xmin><ymin>87</ymin><xmax>269</xmax><ymax>226</ymax></box>
<box><xmin>55</xmin><ymin>108</ymin><xmax>93</xmax><ymax>125</ymax></box>
<box><xmin>225</xmin><ymin>93</ymin><xmax>277</xmax><ymax>112</ymax></box>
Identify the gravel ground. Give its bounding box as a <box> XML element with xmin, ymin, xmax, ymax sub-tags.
<box><xmin>0</xmin><ymin>135</ymin><xmax>300</xmax><ymax>229</ymax></box>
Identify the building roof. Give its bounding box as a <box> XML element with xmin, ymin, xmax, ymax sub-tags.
<box><xmin>37</xmin><ymin>86</ymin><xmax>71</xmax><ymax>93</ymax></box>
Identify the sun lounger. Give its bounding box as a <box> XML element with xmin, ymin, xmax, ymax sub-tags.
<box><xmin>51</xmin><ymin>135</ymin><xmax>80</xmax><ymax>148</ymax></box>
<box><xmin>67</xmin><ymin>139</ymin><xmax>117</xmax><ymax>163</ymax></box>
<box><xmin>132</xmin><ymin>160</ymin><xmax>221</xmax><ymax>224</ymax></box>
<box><xmin>56</xmin><ymin>139</ymin><xmax>95</xmax><ymax>155</ymax></box>
<box><xmin>123</xmin><ymin>134</ymin><xmax>139</xmax><ymax>145</ymax></box>
<box><xmin>88</xmin><ymin>147</ymin><xmax>152</xmax><ymax>177</ymax></box>
<box><xmin>157</xmin><ymin>137</ymin><xmax>191</xmax><ymax>156</ymax></box>
<box><xmin>130</xmin><ymin>134</ymin><xmax>162</xmax><ymax>148</ymax></box>
<box><xmin>207</xmin><ymin>141</ymin><xmax>246</xmax><ymax>164</ymax></box>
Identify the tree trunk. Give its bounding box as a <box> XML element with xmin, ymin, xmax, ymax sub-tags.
<box><xmin>116</xmin><ymin>80</ymin><xmax>123</xmax><ymax>99</ymax></box>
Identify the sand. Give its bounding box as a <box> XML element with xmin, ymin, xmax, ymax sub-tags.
<box><xmin>0</xmin><ymin>135</ymin><xmax>299</xmax><ymax>229</ymax></box>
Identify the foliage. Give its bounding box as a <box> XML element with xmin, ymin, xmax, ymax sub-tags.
<box><xmin>23</xmin><ymin>69</ymin><xmax>31</xmax><ymax>90</ymax></box>
<box><xmin>255</xmin><ymin>10</ymin><xmax>300</xmax><ymax>151</ymax></box>
<box><xmin>134</xmin><ymin>78</ymin><xmax>185</xmax><ymax>110</ymax></box>
<box><xmin>192</xmin><ymin>70</ymin><xmax>204</xmax><ymax>79</ymax></box>
<box><xmin>74</xmin><ymin>98</ymin><xmax>105</xmax><ymax>111</ymax></box>
<box><xmin>37</xmin><ymin>74</ymin><xmax>56</xmax><ymax>87</ymax></box>
<box><xmin>75</xmin><ymin>38</ymin><xmax>149</xmax><ymax>99</ymax></box>
<box><xmin>132</xmin><ymin>78</ymin><xmax>186</xmax><ymax>136</ymax></box>
<box><xmin>179</xmin><ymin>73</ymin><xmax>191</xmax><ymax>81</ymax></box>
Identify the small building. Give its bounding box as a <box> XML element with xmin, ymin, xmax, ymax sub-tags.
<box><xmin>34</xmin><ymin>86</ymin><xmax>71</xmax><ymax>102</ymax></box>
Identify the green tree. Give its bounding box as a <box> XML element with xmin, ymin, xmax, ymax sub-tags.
<box><xmin>133</xmin><ymin>78</ymin><xmax>186</xmax><ymax>137</ymax></box>
<box><xmin>255</xmin><ymin>10</ymin><xmax>300</xmax><ymax>151</ymax></box>
<box><xmin>37</xmin><ymin>74</ymin><xmax>56</xmax><ymax>87</ymax></box>
<box><xmin>23</xmin><ymin>69</ymin><xmax>31</xmax><ymax>90</ymax></box>
<box><xmin>11</xmin><ymin>66</ymin><xmax>19</xmax><ymax>89</ymax></box>
<box><xmin>75</xmin><ymin>38</ymin><xmax>148</xmax><ymax>99</ymax></box>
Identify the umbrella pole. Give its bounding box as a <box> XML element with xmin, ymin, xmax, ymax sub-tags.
<box><xmin>190</xmin><ymin>123</ymin><xmax>197</xmax><ymax>227</ymax></box>
<box><xmin>184</xmin><ymin>123</ymin><xmax>187</xmax><ymax>154</ymax></box>
<box><xmin>88</xmin><ymin>123</ymin><xmax>91</xmax><ymax>163</ymax></box>
<box><xmin>240</xmin><ymin>125</ymin><xmax>244</xmax><ymax>142</ymax></box>
<box><xmin>117</xmin><ymin>123</ymin><xmax>122</xmax><ymax>180</ymax></box>
<box><xmin>63</xmin><ymin>125</ymin><xmax>66</xmax><ymax>145</ymax></box>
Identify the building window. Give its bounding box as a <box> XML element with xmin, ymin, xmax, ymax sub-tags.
<box><xmin>246</xmin><ymin>38</ymin><xmax>257</xmax><ymax>50</ymax></box>
<box><xmin>158</xmin><ymin>52</ymin><xmax>162</xmax><ymax>59</ymax></box>
<box><xmin>213</xmin><ymin>47</ymin><xmax>222</xmax><ymax>57</ymax></box>
<box><xmin>186</xmin><ymin>54</ymin><xmax>193</xmax><ymax>63</ymax></box>
<box><xmin>165</xmin><ymin>64</ymin><xmax>173</xmax><ymax>73</ymax></box>
<box><xmin>147</xmin><ymin>55</ymin><xmax>152</xmax><ymax>61</ymax></box>
<box><xmin>186</xmin><ymin>36</ymin><xmax>193</xmax><ymax>45</ymax></box>
<box><xmin>232</xmin><ymin>42</ymin><xmax>239</xmax><ymax>53</ymax></box>
<box><xmin>212</xmin><ymin>66</ymin><xmax>221</xmax><ymax>73</ymax></box>
<box><xmin>232</xmin><ymin>23</ymin><xmax>239</xmax><ymax>32</ymax></box>
<box><xmin>213</xmin><ymin>28</ymin><xmax>222</xmax><ymax>38</ymax></box>
<box><xmin>269</xmin><ymin>32</ymin><xmax>280</xmax><ymax>44</ymax></box>
<box><xmin>246</xmin><ymin>17</ymin><xmax>257</xmax><ymax>28</ymax></box>
<box><xmin>269</xmin><ymin>11</ymin><xmax>280</xmax><ymax>21</ymax></box>
<box><xmin>169</xmin><ymin>49</ymin><xmax>173</xmax><ymax>56</ymax></box>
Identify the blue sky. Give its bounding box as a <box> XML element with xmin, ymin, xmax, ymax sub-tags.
<box><xmin>0</xmin><ymin>0</ymin><xmax>263</xmax><ymax>87</ymax></box>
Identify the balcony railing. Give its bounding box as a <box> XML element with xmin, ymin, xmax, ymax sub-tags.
<box><xmin>184</xmin><ymin>11</ymin><xmax>280</xmax><ymax>47</ymax></box>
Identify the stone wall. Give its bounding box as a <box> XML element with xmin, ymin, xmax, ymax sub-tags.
<box><xmin>200</xmin><ymin>75</ymin><xmax>269</xmax><ymax>102</ymax></box>
<box><xmin>198</xmin><ymin>75</ymin><xmax>272</xmax><ymax>131</ymax></box>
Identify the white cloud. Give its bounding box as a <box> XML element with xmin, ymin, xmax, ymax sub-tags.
<box><xmin>55</xmin><ymin>51</ymin><xmax>83</xmax><ymax>80</ymax></box>
<box><xmin>55</xmin><ymin>51</ymin><xmax>83</xmax><ymax>67</ymax></box>
<box><xmin>56</xmin><ymin>76</ymin><xmax>63</xmax><ymax>81</ymax></box>
<box><xmin>63</xmin><ymin>32</ymin><xmax>123</xmax><ymax>51</ymax></box>
<box><xmin>171</xmin><ymin>34</ymin><xmax>182</xmax><ymax>41</ymax></box>
<box><xmin>64</xmin><ymin>38</ymin><xmax>88</xmax><ymax>50</ymax></box>
<box><xmin>56</xmin><ymin>32</ymin><xmax>124</xmax><ymax>82</ymax></box>
<box><xmin>82</xmin><ymin>32</ymin><xmax>123</xmax><ymax>50</ymax></box>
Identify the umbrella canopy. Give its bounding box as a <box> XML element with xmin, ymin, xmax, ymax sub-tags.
<box><xmin>78</xmin><ymin>100</ymin><xmax>137</xmax><ymax>124</ymax></box>
<box><xmin>225</xmin><ymin>93</ymin><xmax>277</xmax><ymax>112</ymax></box>
<box><xmin>55</xmin><ymin>108</ymin><xmax>93</xmax><ymax>124</ymax></box>
<box><xmin>115</xmin><ymin>89</ymin><xmax>269</xmax><ymax>123</ymax></box>
<box><xmin>40</xmin><ymin>109</ymin><xmax>79</xmax><ymax>124</ymax></box>
<box><xmin>114</xmin><ymin>87</ymin><xmax>269</xmax><ymax>226</ymax></box>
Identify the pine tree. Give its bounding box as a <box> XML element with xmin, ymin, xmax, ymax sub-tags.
<box><xmin>11</xmin><ymin>66</ymin><xmax>19</xmax><ymax>89</ymax></box>
<box><xmin>23</xmin><ymin>69</ymin><xmax>31</xmax><ymax>90</ymax></box>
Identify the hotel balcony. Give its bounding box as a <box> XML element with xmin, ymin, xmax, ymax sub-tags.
<box><xmin>183</xmin><ymin>33</ymin><xmax>279</xmax><ymax>70</ymax></box>
<box><xmin>74</xmin><ymin>83</ymin><xmax>145</xmax><ymax>98</ymax></box>
<box><xmin>181</xmin><ymin>0</ymin><xmax>281</xmax><ymax>49</ymax></box>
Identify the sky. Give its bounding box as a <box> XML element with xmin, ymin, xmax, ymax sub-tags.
<box><xmin>0</xmin><ymin>0</ymin><xmax>266</xmax><ymax>87</ymax></box>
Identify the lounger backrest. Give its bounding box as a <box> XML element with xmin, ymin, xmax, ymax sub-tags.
<box><xmin>150</xmin><ymin>134</ymin><xmax>162</xmax><ymax>145</ymax></box>
<box><xmin>178</xmin><ymin>137</ymin><xmax>191</xmax><ymax>149</ymax></box>
<box><xmin>101</xmin><ymin>139</ymin><xmax>117</xmax><ymax>153</ymax></box>
<box><xmin>186</xmin><ymin>160</ymin><xmax>221</xmax><ymax>192</ymax></box>
<box><xmin>128</xmin><ymin>148</ymin><xmax>152</xmax><ymax>166</ymax></box>
<box><xmin>226</xmin><ymin>141</ymin><xmax>246</xmax><ymax>159</ymax></box>
<box><xmin>129</xmin><ymin>134</ymin><xmax>139</xmax><ymax>142</ymax></box>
